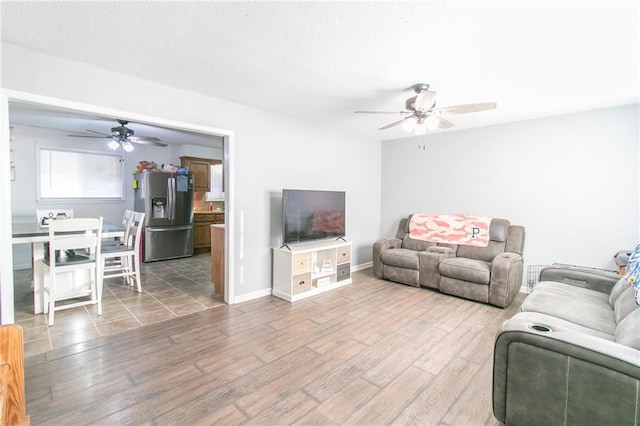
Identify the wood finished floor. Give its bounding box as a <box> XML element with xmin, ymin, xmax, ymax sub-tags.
<box><xmin>24</xmin><ymin>268</ymin><xmax>525</xmax><ymax>425</ymax></box>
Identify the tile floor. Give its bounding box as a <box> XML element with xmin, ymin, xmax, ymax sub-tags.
<box><xmin>13</xmin><ymin>253</ymin><xmax>225</xmax><ymax>358</ymax></box>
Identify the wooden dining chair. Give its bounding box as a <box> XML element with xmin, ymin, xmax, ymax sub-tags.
<box><xmin>99</xmin><ymin>212</ymin><xmax>145</xmax><ymax>293</ymax></box>
<box><xmin>42</xmin><ymin>217</ymin><xmax>103</xmax><ymax>326</ymax></box>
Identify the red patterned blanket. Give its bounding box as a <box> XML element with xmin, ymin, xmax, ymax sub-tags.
<box><xmin>409</xmin><ymin>214</ymin><xmax>492</xmax><ymax>247</ymax></box>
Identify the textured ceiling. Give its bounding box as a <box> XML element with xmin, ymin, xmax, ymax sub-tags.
<box><xmin>1</xmin><ymin>1</ymin><xmax>639</xmax><ymax>141</ymax></box>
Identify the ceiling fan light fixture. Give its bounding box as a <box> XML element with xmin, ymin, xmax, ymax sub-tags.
<box><xmin>108</xmin><ymin>139</ymin><xmax>120</xmax><ymax>150</ymax></box>
<box><xmin>414</xmin><ymin>125</ymin><xmax>427</xmax><ymax>135</ymax></box>
<box><xmin>122</xmin><ymin>141</ymin><xmax>135</xmax><ymax>152</ymax></box>
<box><xmin>425</xmin><ymin>115</ymin><xmax>440</xmax><ymax>131</ymax></box>
<box><xmin>401</xmin><ymin>118</ymin><xmax>416</xmax><ymax>132</ymax></box>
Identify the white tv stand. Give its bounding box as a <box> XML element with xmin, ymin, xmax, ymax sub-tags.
<box><xmin>272</xmin><ymin>239</ymin><xmax>352</xmax><ymax>302</ymax></box>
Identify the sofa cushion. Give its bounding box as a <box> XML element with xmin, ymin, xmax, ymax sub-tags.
<box><xmin>505</xmin><ymin>225</ymin><xmax>525</xmax><ymax>255</ymax></box>
<box><xmin>402</xmin><ymin>234</ymin><xmax>434</xmax><ymax>251</ymax></box>
<box><xmin>609</xmin><ymin>277</ymin><xmax>630</xmax><ymax>307</ymax></box>
<box><xmin>614</xmin><ymin>286</ymin><xmax>638</xmax><ymax>323</ymax></box>
<box><xmin>456</xmin><ymin>240</ymin><xmax>507</xmax><ymax>263</ymax></box>
<box><xmin>489</xmin><ymin>218</ymin><xmax>510</xmax><ymax>242</ymax></box>
<box><xmin>454</xmin><ymin>219</ymin><xmax>515</xmax><ymax>262</ymax></box>
<box><xmin>615</xmin><ymin>307</ymin><xmax>640</xmax><ymax>350</ymax></box>
<box><xmin>380</xmin><ymin>248</ymin><xmax>419</xmax><ymax>270</ymax></box>
<box><xmin>520</xmin><ymin>281</ymin><xmax>616</xmax><ymax>336</ymax></box>
<box><xmin>439</xmin><ymin>258</ymin><xmax>491</xmax><ymax>285</ymax></box>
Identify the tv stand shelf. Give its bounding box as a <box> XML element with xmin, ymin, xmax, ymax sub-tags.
<box><xmin>272</xmin><ymin>240</ymin><xmax>352</xmax><ymax>302</ymax></box>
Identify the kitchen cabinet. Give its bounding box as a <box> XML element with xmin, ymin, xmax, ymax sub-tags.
<box><xmin>180</xmin><ymin>156</ymin><xmax>212</xmax><ymax>191</ymax></box>
<box><xmin>211</xmin><ymin>224</ymin><xmax>225</xmax><ymax>297</ymax></box>
<box><xmin>194</xmin><ymin>212</ymin><xmax>224</xmax><ymax>253</ymax></box>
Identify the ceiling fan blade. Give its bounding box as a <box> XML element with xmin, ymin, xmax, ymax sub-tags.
<box><xmin>435</xmin><ymin>116</ymin><xmax>455</xmax><ymax>129</ymax></box>
<box><xmin>85</xmin><ymin>129</ymin><xmax>110</xmax><ymax>137</ymax></box>
<box><xmin>414</xmin><ymin>90</ymin><xmax>437</xmax><ymax>111</ymax></box>
<box><xmin>354</xmin><ymin>110</ymin><xmax>412</xmax><ymax>114</ymax></box>
<box><xmin>432</xmin><ymin>102</ymin><xmax>497</xmax><ymax>115</ymax></box>
<box><xmin>67</xmin><ymin>134</ymin><xmax>110</xmax><ymax>139</ymax></box>
<box><xmin>379</xmin><ymin>116</ymin><xmax>413</xmax><ymax>130</ymax></box>
<box><xmin>128</xmin><ymin>137</ymin><xmax>167</xmax><ymax>147</ymax></box>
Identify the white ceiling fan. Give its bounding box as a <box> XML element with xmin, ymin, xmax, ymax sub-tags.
<box><xmin>355</xmin><ymin>83</ymin><xmax>497</xmax><ymax>134</ymax></box>
<box><xmin>68</xmin><ymin>119</ymin><xmax>167</xmax><ymax>152</ymax></box>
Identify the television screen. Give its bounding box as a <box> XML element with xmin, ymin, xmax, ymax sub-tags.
<box><xmin>282</xmin><ymin>189</ymin><xmax>346</xmax><ymax>245</ymax></box>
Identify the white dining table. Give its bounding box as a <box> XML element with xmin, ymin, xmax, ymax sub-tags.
<box><xmin>12</xmin><ymin>221</ymin><xmax>125</xmax><ymax>314</ymax></box>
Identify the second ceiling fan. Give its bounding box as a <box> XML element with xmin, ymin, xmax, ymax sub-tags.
<box><xmin>68</xmin><ymin>119</ymin><xmax>168</xmax><ymax>152</ymax></box>
<box><xmin>355</xmin><ymin>83</ymin><xmax>497</xmax><ymax>134</ymax></box>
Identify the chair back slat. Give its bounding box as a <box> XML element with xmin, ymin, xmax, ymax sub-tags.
<box><xmin>47</xmin><ymin>218</ymin><xmax>103</xmax><ymax>266</ymax></box>
<box><xmin>130</xmin><ymin>212</ymin><xmax>145</xmax><ymax>249</ymax></box>
<box><xmin>121</xmin><ymin>210</ymin><xmax>135</xmax><ymax>241</ymax></box>
<box><xmin>49</xmin><ymin>235</ymin><xmax>99</xmax><ymax>251</ymax></box>
<box><xmin>48</xmin><ymin>217</ymin><xmax>100</xmax><ymax>233</ymax></box>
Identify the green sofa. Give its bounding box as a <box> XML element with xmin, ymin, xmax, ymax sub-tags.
<box><xmin>493</xmin><ymin>264</ymin><xmax>640</xmax><ymax>425</ymax></box>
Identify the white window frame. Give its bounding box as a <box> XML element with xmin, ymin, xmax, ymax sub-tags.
<box><xmin>205</xmin><ymin>163</ymin><xmax>225</xmax><ymax>201</ymax></box>
<box><xmin>37</xmin><ymin>146</ymin><xmax>126</xmax><ymax>202</ymax></box>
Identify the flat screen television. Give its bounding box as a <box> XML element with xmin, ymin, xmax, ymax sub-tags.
<box><xmin>282</xmin><ymin>189</ymin><xmax>346</xmax><ymax>245</ymax></box>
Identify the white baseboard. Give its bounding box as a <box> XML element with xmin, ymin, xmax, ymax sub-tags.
<box><xmin>352</xmin><ymin>261</ymin><xmax>372</xmax><ymax>271</ymax></box>
<box><xmin>231</xmin><ymin>287</ymin><xmax>272</xmax><ymax>304</ymax></box>
<box><xmin>233</xmin><ymin>262</ymin><xmax>373</xmax><ymax>304</ymax></box>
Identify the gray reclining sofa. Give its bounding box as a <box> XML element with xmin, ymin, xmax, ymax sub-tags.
<box><xmin>373</xmin><ymin>215</ymin><xmax>525</xmax><ymax>308</ymax></box>
<box><xmin>493</xmin><ymin>264</ymin><xmax>640</xmax><ymax>425</ymax></box>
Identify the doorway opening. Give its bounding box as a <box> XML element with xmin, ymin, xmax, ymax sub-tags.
<box><xmin>0</xmin><ymin>90</ymin><xmax>235</xmax><ymax>324</ymax></box>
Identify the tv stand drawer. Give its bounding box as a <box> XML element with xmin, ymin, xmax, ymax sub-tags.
<box><xmin>337</xmin><ymin>246</ymin><xmax>351</xmax><ymax>263</ymax></box>
<box><xmin>292</xmin><ymin>253</ymin><xmax>311</xmax><ymax>274</ymax></box>
<box><xmin>292</xmin><ymin>273</ymin><xmax>312</xmax><ymax>294</ymax></box>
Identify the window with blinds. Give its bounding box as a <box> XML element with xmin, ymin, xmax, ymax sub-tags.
<box><xmin>38</xmin><ymin>148</ymin><xmax>124</xmax><ymax>200</ymax></box>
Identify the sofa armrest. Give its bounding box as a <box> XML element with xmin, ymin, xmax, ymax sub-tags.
<box><xmin>372</xmin><ymin>238</ymin><xmax>402</xmax><ymax>277</ymax></box>
<box><xmin>488</xmin><ymin>252</ymin><xmax>523</xmax><ymax>308</ymax></box>
<box><xmin>493</xmin><ymin>313</ymin><xmax>640</xmax><ymax>424</ymax></box>
<box><xmin>539</xmin><ymin>265</ymin><xmax>621</xmax><ymax>295</ymax></box>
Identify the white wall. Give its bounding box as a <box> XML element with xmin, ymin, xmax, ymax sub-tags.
<box><xmin>1</xmin><ymin>43</ymin><xmax>381</xmax><ymax>303</ymax></box>
<box><xmin>381</xmin><ymin>104</ymin><xmax>639</xmax><ymax>270</ymax></box>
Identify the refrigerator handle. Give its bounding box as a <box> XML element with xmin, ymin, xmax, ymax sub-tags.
<box><xmin>171</xmin><ymin>177</ymin><xmax>176</xmax><ymax>221</ymax></box>
<box><xmin>167</xmin><ymin>177</ymin><xmax>173</xmax><ymax>221</ymax></box>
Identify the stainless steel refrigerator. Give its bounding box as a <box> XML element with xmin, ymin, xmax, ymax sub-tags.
<box><xmin>134</xmin><ymin>172</ymin><xmax>194</xmax><ymax>262</ymax></box>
